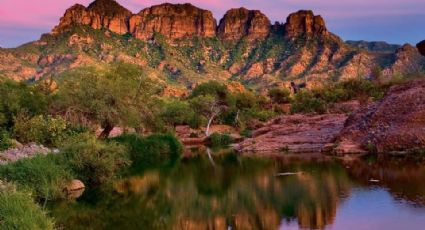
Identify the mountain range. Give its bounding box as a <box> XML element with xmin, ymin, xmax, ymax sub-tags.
<box><xmin>0</xmin><ymin>0</ymin><xmax>424</xmax><ymax>93</ymax></box>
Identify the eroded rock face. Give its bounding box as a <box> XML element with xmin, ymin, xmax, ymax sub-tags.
<box><xmin>129</xmin><ymin>3</ymin><xmax>216</xmax><ymax>40</ymax></box>
<box><xmin>52</xmin><ymin>0</ymin><xmax>132</xmax><ymax>35</ymax></box>
<box><xmin>235</xmin><ymin>114</ymin><xmax>347</xmax><ymax>153</ymax></box>
<box><xmin>417</xmin><ymin>40</ymin><xmax>425</xmax><ymax>56</ymax></box>
<box><xmin>217</xmin><ymin>8</ymin><xmax>271</xmax><ymax>40</ymax></box>
<box><xmin>284</xmin><ymin>10</ymin><xmax>328</xmax><ymax>38</ymax></box>
<box><xmin>337</xmin><ymin>80</ymin><xmax>425</xmax><ymax>153</ymax></box>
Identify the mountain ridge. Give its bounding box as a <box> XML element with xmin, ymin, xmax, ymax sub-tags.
<box><xmin>0</xmin><ymin>0</ymin><xmax>424</xmax><ymax>93</ymax></box>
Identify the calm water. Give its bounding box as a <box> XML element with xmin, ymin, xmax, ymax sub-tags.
<box><xmin>49</xmin><ymin>151</ymin><xmax>425</xmax><ymax>230</ymax></box>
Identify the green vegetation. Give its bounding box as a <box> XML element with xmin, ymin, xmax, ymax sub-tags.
<box><xmin>0</xmin><ymin>183</ymin><xmax>54</xmax><ymax>230</ymax></box>
<box><xmin>206</xmin><ymin>133</ymin><xmax>233</xmax><ymax>147</ymax></box>
<box><xmin>0</xmin><ymin>155</ymin><xmax>72</xmax><ymax>200</ymax></box>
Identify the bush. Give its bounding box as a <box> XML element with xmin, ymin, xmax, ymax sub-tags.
<box><xmin>0</xmin><ymin>154</ymin><xmax>72</xmax><ymax>200</ymax></box>
<box><xmin>60</xmin><ymin>136</ymin><xmax>130</xmax><ymax>185</ymax></box>
<box><xmin>13</xmin><ymin>114</ymin><xmax>69</xmax><ymax>147</ymax></box>
<box><xmin>268</xmin><ymin>88</ymin><xmax>292</xmax><ymax>104</ymax></box>
<box><xmin>0</xmin><ymin>183</ymin><xmax>54</xmax><ymax>230</ymax></box>
<box><xmin>207</xmin><ymin>133</ymin><xmax>233</xmax><ymax>147</ymax></box>
<box><xmin>113</xmin><ymin>133</ymin><xmax>182</xmax><ymax>169</ymax></box>
<box><xmin>291</xmin><ymin>90</ymin><xmax>328</xmax><ymax>114</ymax></box>
<box><xmin>0</xmin><ymin>129</ymin><xmax>13</xmax><ymax>151</ymax></box>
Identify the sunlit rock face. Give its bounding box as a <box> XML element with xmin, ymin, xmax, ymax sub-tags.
<box><xmin>284</xmin><ymin>10</ymin><xmax>328</xmax><ymax>38</ymax></box>
<box><xmin>129</xmin><ymin>3</ymin><xmax>217</xmax><ymax>40</ymax></box>
<box><xmin>52</xmin><ymin>0</ymin><xmax>132</xmax><ymax>35</ymax></box>
<box><xmin>217</xmin><ymin>8</ymin><xmax>271</xmax><ymax>41</ymax></box>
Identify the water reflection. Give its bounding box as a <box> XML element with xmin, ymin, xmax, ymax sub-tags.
<box><xmin>49</xmin><ymin>153</ymin><xmax>425</xmax><ymax>230</ymax></box>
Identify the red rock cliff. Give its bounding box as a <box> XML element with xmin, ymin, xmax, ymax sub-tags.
<box><xmin>129</xmin><ymin>3</ymin><xmax>217</xmax><ymax>40</ymax></box>
<box><xmin>284</xmin><ymin>10</ymin><xmax>328</xmax><ymax>38</ymax></box>
<box><xmin>217</xmin><ymin>8</ymin><xmax>271</xmax><ymax>40</ymax></box>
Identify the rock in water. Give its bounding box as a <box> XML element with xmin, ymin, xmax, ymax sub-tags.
<box><xmin>217</xmin><ymin>8</ymin><xmax>271</xmax><ymax>40</ymax></box>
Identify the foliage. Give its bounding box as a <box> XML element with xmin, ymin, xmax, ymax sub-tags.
<box><xmin>189</xmin><ymin>81</ymin><xmax>228</xmax><ymax>99</ymax></box>
<box><xmin>13</xmin><ymin>114</ymin><xmax>69</xmax><ymax>147</ymax></box>
<box><xmin>53</xmin><ymin>63</ymin><xmax>158</xmax><ymax>138</ymax></box>
<box><xmin>268</xmin><ymin>88</ymin><xmax>292</xmax><ymax>104</ymax></box>
<box><xmin>291</xmin><ymin>90</ymin><xmax>328</xmax><ymax>114</ymax></box>
<box><xmin>60</xmin><ymin>135</ymin><xmax>130</xmax><ymax>185</ymax></box>
<box><xmin>159</xmin><ymin>99</ymin><xmax>197</xmax><ymax>128</ymax></box>
<box><xmin>0</xmin><ymin>183</ymin><xmax>54</xmax><ymax>230</ymax></box>
<box><xmin>0</xmin><ymin>80</ymin><xmax>47</xmax><ymax>129</ymax></box>
<box><xmin>0</xmin><ymin>154</ymin><xmax>72</xmax><ymax>200</ymax></box>
<box><xmin>0</xmin><ymin>129</ymin><xmax>13</xmax><ymax>151</ymax></box>
<box><xmin>113</xmin><ymin>133</ymin><xmax>182</xmax><ymax>169</ymax></box>
<box><xmin>207</xmin><ymin>133</ymin><xmax>233</xmax><ymax>147</ymax></box>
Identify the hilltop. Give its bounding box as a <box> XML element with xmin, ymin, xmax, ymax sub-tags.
<box><xmin>0</xmin><ymin>0</ymin><xmax>424</xmax><ymax>93</ymax></box>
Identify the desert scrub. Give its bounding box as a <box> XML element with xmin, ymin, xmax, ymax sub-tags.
<box><xmin>0</xmin><ymin>154</ymin><xmax>72</xmax><ymax>200</ymax></box>
<box><xmin>0</xmin><ymin>129</ymin><xmax>13</xmax><ymax>151</ymax></box>
<box><xmin>207</xmin><ymin>133</ymin><xmax>233</xmax><ymax>147</ymax></box>
<box><xmin>13</xmin><ymin>114</ymin><xmax>70</xmax><ymax>147</ymax></box>
<box><xmin>60</xmin><ymin>136</ymin><xmax>130</xmax><ymax>185</ymax></box>
<box><xmin>113</xmin><ymin>133</ymin><xmax>183</xmax><ymax>169</ymax></box>
<box><xmin>291</xmin><ymin>90</ymin><xmax>328</xmax><ymax>114</ymax></box>
<box><xmin>0</xmin><ymin>182</ymin><xmax>54</xmax><ymax>230</ymax></box>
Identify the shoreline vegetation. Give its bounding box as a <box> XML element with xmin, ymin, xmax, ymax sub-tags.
<box><xmin>0</xmin><ymin>63</ymin><xmax>424</xmax><ymax>227</ymax></box>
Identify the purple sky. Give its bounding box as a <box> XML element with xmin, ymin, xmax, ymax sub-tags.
<box><xmin>1</xmin><ymin>0</ymin><xmax>424</xmax><ymax>48</ymax></box>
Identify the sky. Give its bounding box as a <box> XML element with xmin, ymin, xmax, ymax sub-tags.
<box><xmin>1</xmin><ymin>0</ymin><xmax>424</xmax><ymax>48</ymax></box>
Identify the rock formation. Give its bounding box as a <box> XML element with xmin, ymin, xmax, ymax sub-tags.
<box><xmin>129</xmin><ymin>3</ymin><xmax>216</xmax><ymax>40</ymax></box>
<box><xmin>235</xmin><ymin>114</ymin><xmax>347</xmax><ymax>153</ymax></box>
<box><xmin>52</xmin><ymin>0</ymin><xmax>132</xmax><ymax>35</ymax></box>
<box><xmin>217</xmin><ymin>8</ymin><xmax>271</xmax><ymax>40</ymax></box>
<box><xmin>337</xmin><ymin>80</ymin><xmax>425</xmax><ymax>153</ymax></box>
<box><xmin>284</xmin><ymin>10</ymin><xmax>328</xmax><ymax>38</ymax></box>
<box><xmin>418</xmin><ymin>40</ymin><xmax>425</xmax><ymax>56</ymax></box>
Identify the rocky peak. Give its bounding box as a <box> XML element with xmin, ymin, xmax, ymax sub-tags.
<box><xmin>284</xmin><ymin>10</ymin><xmax>328</xmax><ymax>38</ymax></box>
<box><xmin>217</xmin><ymin>8</ymin><xmax>271</xmax><ymax>40</ymax></box>
<box><xmin>52</xmin><ymin>0</ymin><xmax>132</xmax><ymax>35</ymax></box>
<box><xmin>129</xmin><ymin>3</ymin><xmax>217</xmax><ymax>40</ymax></box>
<box><xmin>417</xmin><ymin>40</ymin><xmax>425</xmax><ymax>56</ymax></box>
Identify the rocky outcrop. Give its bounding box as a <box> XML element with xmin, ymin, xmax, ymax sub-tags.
<box><xmin>0</xmin><ymin>143</ymin><xmax>55</xmax><ymax>164</ymax></box>
<box><xmin>217</xmin><ymin>8</ymin><xmax>271</xmax><ymax>40</ymax></box>
<box><xmin>347</xmin><ymin>40</ymin><xmax>401</xmax><ymax>53</ymax></box>
<box><xmin>129</xmin><ymin>3</ymin><xmax>216</xmax><ymax>40</ymax></box>
<box><xmin>337</xmin><ymin>80</ymin><xmax>425</xmax><ymax>153</ymax></box>
<box><xmin>284</xmin><ymin>10</ymin><xmax>328</xmax><ymax>38</ymax></box>
<box><xmin>383</xmin><ymin>44</ymin><xmax>425</xmax><ymax>77</ymax></box>
<box><xmin>418</xmin><ymin>40</ymin><xmax>425</xmax><ymax>56</ymax></box>
<box><xmin>235</xmin><ymin>114</ymin><xmax>347</xmax><ymax>153</ymax></box>
<box><xmin>52</xmin><ymin>0</ymin><xmax>132</xmax><ymax>35</ymax></box>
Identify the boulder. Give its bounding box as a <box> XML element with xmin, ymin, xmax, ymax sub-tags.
<box><xmin>217</xmin><ymin>8</ymin><xmax>271</xmax><ymax>40</ymax></box>
<box><xmin>129</xmin><ymin>3</ymin><xmax>216</xmax><ymax>40</ymax></box>
<box><xmin>337</xmin><ymin>80</ymin><xmax>425</xmax><ymax>153</ymax></box>
<box><xmin>64</xmin><ymin>179</ymin><xmax>85</xmax><ymax>199</ymax></box>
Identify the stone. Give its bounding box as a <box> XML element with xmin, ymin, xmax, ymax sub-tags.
<box><xmin>337</xmin><ymin>79</ymin><xmax>425</xmax><ymax>153</ymax></box>
<box><xmin>217</xmin><ymin>8</ymin><xmax>271</xmax><ymax>40</ymax></box>
<box><xmin>52</xmin><ymin>0</ymin><xmax>132</xmax><ymax>35</ymax></box>
<box><xmin>235</xmin><ymin>114</ymin><xmax>347</xmax><ymax>153</ymax></box>
<box><xmin>64</xmin><ymin>179</ymin><xmax>85</xmax><ymax>199</ymax></box>
<box><xmin>284</xmin><ymin>10</ymin><xmax>328</xmax><ymax>38</ymax></box>
<box><xmin>129</xmin><ymin>3</ymin><xmax>216</xmax><ymax>40</ymax></box>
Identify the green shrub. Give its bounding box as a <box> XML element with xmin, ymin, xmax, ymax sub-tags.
<box><xmin>291</xmin><ymin>90</ymin><xmax>328</xmax><ymax>114</ymax></box>
<box><xmin>13</xmin><ymin>114</ymin><xmax>69</xmax><ymax>147</ymax></box>
<box><xmin>240</xmin><ymin>129</ymin><xmax>253</xmax><ymax>138</ymax></box>
<box><xmin>0</xmin><ymin>154</ymin><xmax>72</xmax><ymax>200</ymax></box>
<box><xmin>207</xmin><ymin>133</ymin><xmax>233</xmax><ymax>147</ymax></box>
<box><xmin>0</xmin><ymin>183</ymin><xmax>54</xmax><ymax>230</ymax></box>
<box><xmin>0</xmin><ymin>129</ymin><xmax>13</xmax><ymax>151</ymax></box>
<box><xmin>268</xmin><ymin>88</ymin><xmax>292</xmax><ymax>104</ymax></box>
<box><xmin>113</xmin><ymin>133</ymin><xmax>182</xmax><ymax>169</ymax></box>
<box><xmin>60</xmin><ymin>136</ymin><xmax>130</xmax><ymax>185</ymax></box>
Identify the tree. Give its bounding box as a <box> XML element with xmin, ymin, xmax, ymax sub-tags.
<box><xmin>159</xmin><ymin>99</ymin><xmax>195</xmax><ymax>128</ymax></box>
<box><xmin>53</xmin><ymin>63</ymin><xmax>157</xmax><ymax>138</ymax></box>
<box><xmin>189</xmin><ymin>81</ymin><xmax>229</xmax><ymax>136</ymax></box>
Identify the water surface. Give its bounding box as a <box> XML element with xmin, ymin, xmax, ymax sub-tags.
<box><xmin>49</xmin><ymin>151</ymin><xmax>425</xmax><ymax>230</ymax></box>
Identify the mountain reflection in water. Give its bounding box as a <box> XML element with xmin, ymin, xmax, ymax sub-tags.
<box><xmin>49</xmin><ymin>152</ymin><xmax>425</xmax><ymax>230</ymax></box>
